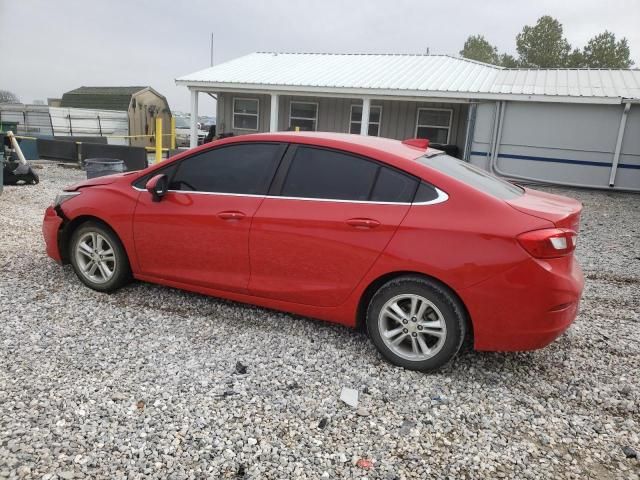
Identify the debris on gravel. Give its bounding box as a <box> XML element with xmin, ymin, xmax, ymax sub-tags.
<box><xmin>235</xmin><ymin>360</ymin><xmax>248</xmax><ymax>375</ymax></box>
<box><xmin>356</xmin><ymin>458</ymin><xmax>374</xmax><ymax>470</ymax></box>
<box><xmin>0</xmin><ymin>164</ymin><xmax>638</xmax><ymax>479</ymax></box>
<box><xmin>340</xmin><ymin>387</ymin><xmax>359</xmax><ymax>408</ymax></box>
<box><xmin>622</xmin><ymin>446</ymin><xmax>638</xmax><ymax>459</ymax></box>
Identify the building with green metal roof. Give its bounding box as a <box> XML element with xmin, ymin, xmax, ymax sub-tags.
<box><xmin>60</xmin><ymin>86</ymin><xmax>171</xmax><ymax>147</ymax></box>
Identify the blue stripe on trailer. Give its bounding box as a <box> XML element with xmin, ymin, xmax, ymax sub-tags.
<box><xmin>470</xmin><ymin>151</ymin><xmax>640</xmax><ymax>170</ymax></box>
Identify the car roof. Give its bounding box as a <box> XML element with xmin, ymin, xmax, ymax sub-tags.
<box><xmin>160</xmin><ymin>131</ymin><xmax>450</xmax><ymax>188</ymax></box>
<box><xmin>216</xmin><ymin>132</ymin><xmax>441</xmax><ymax>164</ymax></box>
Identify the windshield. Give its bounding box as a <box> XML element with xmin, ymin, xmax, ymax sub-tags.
<box><xmin>417</xmin><ymin>154</ymin><xmax>524</xmax><ymax>200</ymax></box>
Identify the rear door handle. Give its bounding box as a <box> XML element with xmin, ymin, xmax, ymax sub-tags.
<box><xmin>217</xmin><ymin>210</ymin><xmax>246</xmax><ymax>220</ymax></box>
<box><xmin>346</xmin><ymin>218</ymin><xmax>380</xmax><ymax>229</ymax></box>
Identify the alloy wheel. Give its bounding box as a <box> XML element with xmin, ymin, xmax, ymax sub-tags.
<box><xmin>377</xmin><ymin>294</ymin><xmax>447</xmax><ymax>361</ymax></box>
<box><xmin>74</xmin><ymin>231</ymin><xmax>117</xmax><ymax>284</ymax></box>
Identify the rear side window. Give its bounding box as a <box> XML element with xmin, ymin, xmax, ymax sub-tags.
<box><xmin>170</xmin><ymin>143</ymin><xmax>282</xmax><ymax>194</ymax></box>
<box><xmin>418</xmin><ymin>154</ymin><xmax>523</xmax><ymax>200</ymax></box>
<box><xmin>281</xmin><ymin>147</ymin><xmax>378</xmax><ymax>201</ymax></box>
<box><xmin>413</xmin><ymin>182</ymin><xmax>440</xmax><ymax>203</ymax></box>
<box><xmin>370</xmin><ymin>167</ymin><xmax>418</xmax><ymax>203</ymax></box>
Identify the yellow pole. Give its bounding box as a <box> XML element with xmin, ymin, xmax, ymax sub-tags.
<box><xmin>295</xmin><ymin>126</ymin><xmax>300</xmax><ymax>132</ymax></box>
<box><xmin>170</xmin><ymin>116</ymin><xmax>176</xmax><ymax>150</ymax></box>
<box><xmin>155</xmin><ymin>117</ymin><xmax>163</xmax><ymax>163</ymax></box>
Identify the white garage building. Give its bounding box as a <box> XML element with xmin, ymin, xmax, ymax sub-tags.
<box><xmin>177</xmin><ymin>52</ymin><xmax>640</xmax><ymax>191</ymax></box>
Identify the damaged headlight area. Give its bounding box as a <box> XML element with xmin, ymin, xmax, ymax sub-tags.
<box><xmin>54</xmin><ymin>191</ymin><xmax>81</xmax><ymax>207</ymax></box>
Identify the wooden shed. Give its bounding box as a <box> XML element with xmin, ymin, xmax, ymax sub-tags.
<box><xmin>61</xmin><ymin>86</ymin><xmax>171</xmax><ymax>147</ymax></box>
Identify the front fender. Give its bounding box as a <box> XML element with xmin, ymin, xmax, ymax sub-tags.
<box><xmin>59</xmin><ymin>184</ymin><xmax>141</xmax><ymax>272</ymax></box>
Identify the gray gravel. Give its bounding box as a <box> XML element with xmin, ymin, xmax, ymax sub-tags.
<box><xmin>1</xmin><ymin>163</ymin><xmax>639</xmax><ymax>479</ymax></box>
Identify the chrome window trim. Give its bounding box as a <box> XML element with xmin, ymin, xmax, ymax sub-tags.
<box><xmin>411</xmin><ymin>189</ymin><xmax>449</xmax><ymax>205</ymax></box>
<box><xmin>132</xmin><ymin>185</ymin><xmax>448</xmax><ymax>206</ymax></box>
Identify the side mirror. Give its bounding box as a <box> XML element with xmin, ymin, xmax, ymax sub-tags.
<box><xmin>146</xmin><ymin>174</ymin><xmax>169</xmax><ymax>202</ymax></box>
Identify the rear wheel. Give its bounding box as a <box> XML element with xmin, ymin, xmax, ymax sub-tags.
<box><xmin>69</xmin><ymin>221</ymin><xmax>131</xmax><ymax>292</ymax></box>
<box><xmin>366</xmin><ymin>276</ymin><xmax>466</xmax><ymax>371</ymax></box>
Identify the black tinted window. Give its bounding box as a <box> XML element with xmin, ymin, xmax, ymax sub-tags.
<box><xmin>282</xmin><ymin>147</ymin><xmax>378</xmax><ymax>201</ymax></box>
<box><xmin>170</xmin><ymin>143</ymin><xmax>281</xmax><ymax>194</ymax></box>
<box><xmin>133</xmin><ymin>163</ymin><xmax>178</xmax><ymax>189</ymax></box>
<box><xmin>413</xmin><ymin>182</ymin><xmax>440</xmax><ymax>203</ymax></box>
<box><xmin>418</xmin><ymin>154</ymin><xmax>523</xmax><ymax>200</ymax></box>
<box><xmin>371</xmin><ymin>167</ymin><xmax>418</xmax><ymax>203</ymax></box>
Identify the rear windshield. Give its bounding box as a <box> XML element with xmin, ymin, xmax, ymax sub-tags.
<box><xmin>417</xmin><ymin>154</ymin><xmax>523</xmax><ymax>200</ymax></box>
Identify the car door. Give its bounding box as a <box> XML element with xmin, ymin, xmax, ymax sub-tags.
<box><xmin>248</xmin><ymin>145</ymin><xmax>418</xmax><ymax>307</ymax></box>
<box><xmin>133</xmin><ymin>142</ymin><xmax>285</xmax><ymax>293</ymax></box>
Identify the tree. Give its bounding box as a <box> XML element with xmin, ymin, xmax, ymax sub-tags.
<box><xmin>460</xmin><ymin>16</ymin><xmax>636</xmax><ymax>69</ymax></box>
<box><xmin>0</xmin><ymin>90</ymin><xmax>19</xmax><ymax>104</ymax></box>
<box><xmin>499</xmin><ymin>53</ymin><xmax>519</xmax><ymax>68</ymax></box>
<box><xmin>566</xmin><ymin>49</ymin><xmax>586</xmax><ymax>67</ymax></box>
<box><xmin>582</xmin><ymin>31</ymin><xmax>634</xmax><ymax>68</ymax></box>
<box><xmin>460</xmin><ymin>35</ymin><xmax>500</xmax><ymax>65</ymax></box>
<box><xmin>516</xmin><ymin>16</ymin><xmax>571</xmax><ymax>67</ymax></box>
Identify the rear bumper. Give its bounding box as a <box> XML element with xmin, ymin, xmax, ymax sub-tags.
<box><xmin>462</xmin><ymin>256</ymin><xmax>584</xmax><ymax>351</ymax></box>
<box><xmin>42</xmin><ymin>205</ymin><xmax>63</xmax><ymax>263</ymax></box>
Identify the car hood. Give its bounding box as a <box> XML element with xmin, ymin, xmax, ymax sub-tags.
<box><xmin>507</xmin><ymin>187</ymin><xmax>582</xmax><ymax>230</ymax></box>
<box><xmin>64</xmin><ymin>171</ymin><xmax>137</xmax><ymax>192</ymax></box>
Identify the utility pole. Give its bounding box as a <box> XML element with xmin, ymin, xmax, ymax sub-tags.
<box><xmin>210</xmin><ymin>33</ymin><xmax>214</xmax><ymax>66</ymax></box>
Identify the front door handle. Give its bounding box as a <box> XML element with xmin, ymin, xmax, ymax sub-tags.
<box><xmin>346</xmin><ymin>218</ymin><xmax>380</xmax><ymax>229</ymax></box>
<box><xmin>217</xmin><ymin>210</ymin><xmax>246</xmax><ymax>220</ymax></box>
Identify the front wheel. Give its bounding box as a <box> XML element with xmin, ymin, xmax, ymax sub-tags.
<box><xmin>366</xmin><ymin>276</ymin><xmax>467</xmax><ymax>372</ymax></box>
<box><xmin>69</xmin><ymin>221</ymin><xmax>131</xmax><ymax>292</ymax></box>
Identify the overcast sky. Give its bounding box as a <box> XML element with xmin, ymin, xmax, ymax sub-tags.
<box><xmin>2</xmin><ymin>0</ymin><xmax>639</xmax><ymax>115</ymax></box>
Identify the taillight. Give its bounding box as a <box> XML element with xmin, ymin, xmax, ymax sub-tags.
<box><xmin>517</xmin><ymin>228</ymin><xmax>577</xmax><ymax>259</ymax></box>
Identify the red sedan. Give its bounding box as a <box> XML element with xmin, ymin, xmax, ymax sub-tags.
<box><xmin>43</xmin><ymin>133</ymin><xmax>584</xmax><ymax>371</ymax></box>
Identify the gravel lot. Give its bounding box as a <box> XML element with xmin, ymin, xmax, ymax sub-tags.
<box><xmin>1</xmin><ymin>163</ymin><xmax>638</xmax><ymax>479</ymax></box>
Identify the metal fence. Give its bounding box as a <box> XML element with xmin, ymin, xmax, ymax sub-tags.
<box><xmin>0</xmin><ymin>105</ymin><xmax>53</xmax><ymax>136</ymax></box>
<box><xmin>49</xmin><ymin>107</ymin><xmax>128</xmax><ymax>144</ymax></box>
<box><xmin>0</xmin><ymin>105</ymin><xmax>129</xmax><ymax>145</ymax></box>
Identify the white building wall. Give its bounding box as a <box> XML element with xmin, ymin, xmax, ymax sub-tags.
<box><xmin>470</xmin><ymin>101</ymin><xmax>640</xmax><ymax>191</ymax></box>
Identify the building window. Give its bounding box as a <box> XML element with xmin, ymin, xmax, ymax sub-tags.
<box><xmin>233</xmin><ymin>98</ymin><xmax>259</xmax><ymax>131</ymax></box>
<box><xmin>289</xmin><ymin>101</ymin><xmax>318</xmax><ymax>131</ymax></box>
<box><xmin>349</xmin><ymin>105</ymin><xmax>382</xmax><ymax>136</ymax></box>
<box><xmin>415</xmin><ymin>108</ymin><xmax>452</xmax><ymax>144</ymax></box>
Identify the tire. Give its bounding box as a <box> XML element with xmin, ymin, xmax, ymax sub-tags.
<box><xmin>366</xmin><ymin>276</ymin><xmax>467</xmax><ymax>372</ymax></box>
<box><xmin>69</xmin><ymin>221</ymin><xmax>131</xmax><ymax>293</ymax></box>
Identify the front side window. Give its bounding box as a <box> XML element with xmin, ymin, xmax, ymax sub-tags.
<box><xmin>169</xmin><ymin>143</ymin><xmax>282</xmax><ymax>195</ymax></box>
<box><xmin>282</xmin><ymin>147</ymin><xmax>378</xmax><ymax>201</ymax></box>
<box><xmin>133</xmin><ymin>162</ymin><xmax>179</xmax><ymax>190</ymax></box>
<box><xmin>289</xmin><ymin>102</ymin><xmax>318</xmax><ymax>131</ymax></box>
<box><xmin>415</xmin><ymin>108</ymin><xmax>452</xmax><ymax>144</ymax></box>
<box><xmin>233</xmin><ymin>98</ymin><xmax>259</xmax><ymax>131</ymax></box>
<box><xmin>349</xmin><ymin>105</ymin><xmax>382</xmax><ymax>136</ymax></box>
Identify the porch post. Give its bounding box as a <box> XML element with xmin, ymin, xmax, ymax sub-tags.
<box><xmin>189</xmin><ymin>89</ymin><xmax>199</xmax><ymax>148</ymax></box>
<box><xmin>270</xmin><ymin>93</ymin><xmax>279</xmax><ymax>132</ymax></box>
<box><xmin>360</xmin><ymin>97</ymin><xmax>371</xmax><ymax>136</ymax></box>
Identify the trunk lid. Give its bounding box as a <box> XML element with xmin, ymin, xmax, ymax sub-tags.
<box><xmin>507</xmin><ymin>187</ymin><xmax>582</xmax><ymax>231</ymax></box>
